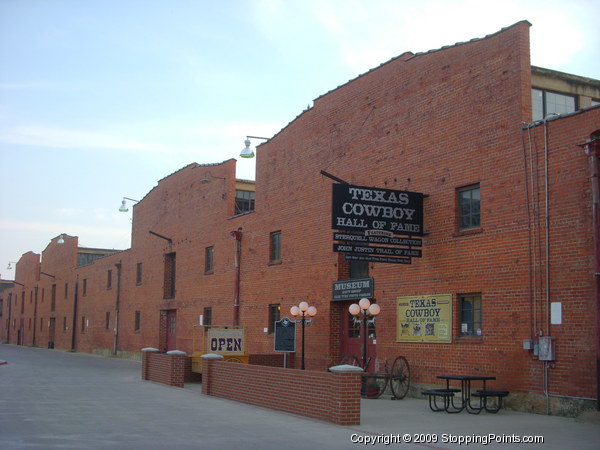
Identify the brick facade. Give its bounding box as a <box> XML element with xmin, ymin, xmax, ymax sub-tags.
<box><xmin>2</xmin><ymin>21</ymin><xmax>599</xmax><ymax>415</ymax></box>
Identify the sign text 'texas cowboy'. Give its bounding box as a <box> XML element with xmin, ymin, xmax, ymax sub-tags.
<box><xmin>331</xmin><ymin>184</ymin><xmax>424</xmax><ymax>236</ymax></box>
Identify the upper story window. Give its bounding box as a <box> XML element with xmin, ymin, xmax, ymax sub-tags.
<box><xmin>107</xmin><ymin>269</ymin><xmax>112</xmax><ymax>290</ymax></box>
<box><xmin>532</xmin><ymin>88</ymin><xmax>577</xmax><ymax>121</ymax></box>
<box><xmin>270</xmin><ymin>231</ymin><xmax>282</xmax><ymax>264</ymax></box>
<box><xmin>136</xmin><ymin>263</ymin><xmax>143</xmax><ymax>285</ymax></box>
<box><xmin>164</xmin><ymin>252</ymin><xmax>176</xmax><ymax>299</ymax></box>
<box><xmin>205</xmin><ymin>246</ymin><xmax>214</xmax><ymax>274</ymax></box>
<box><xmin>235</xmin><ymin>190</ymin><xmax>255</xmax><ymax>215</ymax></box>
<box><xmin>457</xmin><ymin>184</ymin><xmax>480</xmax><ymax>231</ymax></box>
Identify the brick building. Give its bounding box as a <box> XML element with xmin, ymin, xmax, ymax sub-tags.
<box><xmin>2</xmin><ymin>21</ymin><xmax>599</xmax><ymax>415</ymax></box>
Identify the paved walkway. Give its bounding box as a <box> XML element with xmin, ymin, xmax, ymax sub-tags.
<box><xmin>1</xmin><ymin>344</ymin><xmax>598</xmax><ymax>449</ymax></box>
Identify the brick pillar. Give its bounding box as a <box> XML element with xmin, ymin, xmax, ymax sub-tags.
<box><xmin>141</xmin><ymin>347</ymin><xmax>159</xmax><ymax>380</ymax></box>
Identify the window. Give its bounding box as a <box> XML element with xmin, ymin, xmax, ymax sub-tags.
<box><xmin>63</xmin><ymin>317</ymin><xmax>67</xmax><ymax>332</ymax></box>
<box><xmin>136</xmin><ymin>263</ymin><xmax>143</xmax><ymax>285</ymax></box>
<box><xmin>205</xmin><ymin>246</ymin><xmax>214</xmax><ymax>273</ymax></box>
<box><xmin>270</xmin><ymin>231</ymin><xmax>282</xmax><ymax>263</ymax></box>
<box><xmin>459</xmin><ymin>293</ymin><xmax>482</xmax><ymax>337</ymax></box>
<box><xmin>235</xmin><ymin>190</ymin><xmax>255</xmax><ymax>215</ymax></box>
<box><xmin>51</xmin><ymin>284</ymin><xmax>56</xmax><ymax>312</ymax></box>
<box><xmin>350</xmin><ymin>260</ymin><xmax>369</xmax><ymax>278</ymax></box>
<box><xmin>40</xmin><ymin>317</ymin><xmax>43</xmax><ymax>330</ymax></box>
<box><xmin>458</xmin><ymin>184</ymin><xmax>480</xmax><ymax>231</ymax></box>
<box><xmin>82</xmin><ymin>279</ymin><xmax>87</xmax><ymax>297</ymax></box>
<box><xmin>105</xmin><ymin>312</ymin><xmax>110</xmax><ymax>330</ymax></box>
<box><xmin>81</xmin><ymin>316</ymin><xmax>86</xmax><ymax>333</ymax></box>
<box><xmin>64</xmin><ymin>282</ymin><xmax>68</xmax><ymax>300</ymax></box>
<box><xmin>203</xmin><ymin>307</ymin><xmax>212</xmax><ymax>328</ymax></box>
<box><xmin>0</xmin><ymin>299</ymin><xmax>3</xmax><ymax>318</ymax></box>
<box><xmin>268</xmin><ymin>304</ymin><xmax>281</xmax><ymax>333</ymax></box>
<box><xmin>134</xmin><ymin>311</ymin><xmax>141</xmax><ymax>332</ymax></box>
<box><xmin>107</xmin><ymin>269</ymin><xmax>112</xmax><ymax>289</ymax></box>
<box><xmin>164</xmin><ymin>252</ymin><xmax>176</xmax><ymax>299</ymax></box>
<box><xmin>532</xmin><ymin>88</ymin><xmax>577</xmax><ymax>121</ymax></box>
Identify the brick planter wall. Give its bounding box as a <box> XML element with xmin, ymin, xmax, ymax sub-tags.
<box><xmin>141</xmin><ymin>351</ymin><xmax>187</xmax><ymax>387</ymax></box>
<box><xmin>201</xmin><ymin>360</ymin><xmax>361</xmax><ymax>425</ymax></box>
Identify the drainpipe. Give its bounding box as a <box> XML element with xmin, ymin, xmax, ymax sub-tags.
<box><xmin>113</xmin><ymin>262</ymin><xmax>122</xmax><ymax>356</ymax></box>
<box><xmin>543</xmin><ymin>118</ymin><xmax>552</xmax><ymax>414</ymax></box>
<box><xmin>231</xmin><ymin>228</ymin><xmax>243</xmax><ymax>326</ymax></box>
<box><xmin>6</xmin><ymin>293</ymin><xmax>12</xmax><ymax>343</ymax></box>
<box><xmin>33</xmin><ymin>286</ymin><xmax>38</xmax><ymax>346</ymax></box>
<box><xmin>71</xmin><ymin>276</ymin><xmax>79</xmax><ymax>352</ymax></box>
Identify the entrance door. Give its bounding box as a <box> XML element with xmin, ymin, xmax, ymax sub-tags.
<box><xmin>166</xmin><ymin>310</ymin><xmax>177</xmax><ymax>351</ymax></box>
<box><xmin>48</xmin><ymin>318</ymin><xmax>56</xmax><ymax>348</ymax></box>
<box><xmin>340</xmin><ymin>303</ymin><xmax>377</xmax><ymax>371</ymax></box>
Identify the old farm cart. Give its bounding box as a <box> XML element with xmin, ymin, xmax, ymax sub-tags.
<box><xmin>340</xmin><ymin>355</ymin><xmax>411</xmax><ymax>399</ymax></box>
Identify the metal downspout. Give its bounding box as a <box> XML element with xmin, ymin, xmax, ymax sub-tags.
<box><xmin>113</xmin><ymin>262</ymin><xmax>122</xmax><ymax>356</ymax></box>
<box><xmin>231</xmin><ymin>229</ymin><xmax>243</xmax><ymax>326</ymax></box>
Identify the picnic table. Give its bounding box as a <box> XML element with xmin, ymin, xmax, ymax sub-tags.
<box><xmin>422</xmin><ymin>375</ymin><xmax>509</xmax><ymax>414</ymax></box>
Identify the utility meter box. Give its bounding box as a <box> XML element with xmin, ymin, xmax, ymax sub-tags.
<box><xmin>538</xmin><ymin>336</ymin><xmax>556</xmax><ymax>361</ymax></box>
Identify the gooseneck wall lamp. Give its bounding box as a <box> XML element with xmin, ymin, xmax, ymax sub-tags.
<box><xmin>119</xmin><ymin>197</ymin><xmax>140</xmax><ymax>212</ymax></box>
<box><xmin>240</xmin><ymin>136</ymin><xmax>269</xmax><ymax>159</ymax></box>
<box><xmin>290</xmin><ymin>301</ymin><xmax>317</xmax><ymax>370</ymax></box>
<box><xmin>349</xmin><ymin>298</ymin><xmax>380</xmax><ymax>369</ymax></box>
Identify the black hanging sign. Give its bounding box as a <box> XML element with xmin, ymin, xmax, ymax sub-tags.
<box><xmin>331</xmin><ymin>184</ymin><xmax>424</xmax><ymax>236</ymax></box>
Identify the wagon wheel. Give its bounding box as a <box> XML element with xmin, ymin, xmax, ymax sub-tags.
<box><xmin>361</xmin><ymin>373</ymin><xmax>388</xmax><ymax>399</ymax></box>
<box><xmin>224</xmin><ymin>357</ymin><xmax>243</xmax><ymax>363</ymax></box>
<box><xmin>390</xmin><ymin>356</ymin><xmax>410</xmax><ymax>399</ymax></box>
<box><xmin>339</xmin><ymin>354</ymin><xmax>361</xmax><ymax>367</ymax></box>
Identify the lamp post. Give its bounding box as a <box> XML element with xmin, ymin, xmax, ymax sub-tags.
<box><xmin>349</xmin><ymin>298</ymin><xmax>380</xmax><ymax>369</ymax></box>
<box><xmin>290</xmin><ymin>301</ymin><xmax>317</xmax><ymax>370</ymax></box>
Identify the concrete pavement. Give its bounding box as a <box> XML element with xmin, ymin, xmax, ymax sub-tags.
<box><xmin>1</xmin><ymin>344</ymin><xmax>598</xmax><ymax>449</ymax></box>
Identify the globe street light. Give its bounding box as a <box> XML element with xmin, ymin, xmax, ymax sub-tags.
<box><xmin>290</xmin><ymin>301</ymin><xmax>317</xmax><ymax>370</ymax></box>
<box><xmin>349</xmin><ymin>298</ymin><xmax>380</xmax><ymax>369</ymax></box>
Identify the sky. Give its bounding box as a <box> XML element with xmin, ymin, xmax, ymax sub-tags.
<box><xmin>1</xmin><ymin>0</ymin><xmax>599</xmax><ymax>280</ymax></box>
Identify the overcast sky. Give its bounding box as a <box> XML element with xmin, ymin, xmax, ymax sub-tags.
<box><xmin>1</xmin><ymin>0</ymin><xmax>599</xmax><ymax>279</ymax></box>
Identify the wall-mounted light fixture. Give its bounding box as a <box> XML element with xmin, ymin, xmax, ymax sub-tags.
<box><xmin>41</xmin><ymin>272</ymin><xmax>56</xmax><ymax>279</ymax></box>
<box><xmin>119</xmin><ymin>197</ymin><xmax>140</xmax><ymax>212</ymax></box>
<box><xmin>6</xmin><ymin>261</ymin><xmax>17</xmax><ymax>270</ymax></box>
<box><xmin>200</xmin><ymin>172</ymin><xmax>226</xmax><ymax>184</ymax></box>
<box><xmin>57</xmin><ymin>234</ymin><xmax>65</xmax><ymax>244</ymax></box>
<box><xmin>240</xmin><ymin>136</ymin><xmax>269</xmax><ymax>159</ymax></box>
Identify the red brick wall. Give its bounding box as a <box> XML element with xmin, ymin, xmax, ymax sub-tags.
<box><xmin>202</xmin><ymin>360</ymin><xmax>361</xmax><ymax>425</ymax></box>
<box><xmin>142</xmin><ymin>351</ymin><xmax>187</xmax><ymax>387</ymax></box>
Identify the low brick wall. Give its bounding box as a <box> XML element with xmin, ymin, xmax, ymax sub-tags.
<box><xmin>141</xmin><ymin>351</ymin><xmax>187</xmax><ymax>387</ymax></box>
<box><xmin>202</xmin><ymin>359</ymin><xmax>361</xmax><ymax>425</ymax></box>
<box><xmin>248</xmin><ymin>353</ymin><xmax>296</xmax><ymax>367</ymax></box>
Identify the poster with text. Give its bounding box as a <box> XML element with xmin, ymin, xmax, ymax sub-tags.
<box><xmin>396</xmin><ymin>294</ymin><xmax>452</xmax><ymax>343</ymax></box>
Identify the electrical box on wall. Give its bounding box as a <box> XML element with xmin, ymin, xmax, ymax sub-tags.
<box><xmin>538</xmin><ymin>336</ymin><xmax>556</xmax><ymax>361</ymax></box>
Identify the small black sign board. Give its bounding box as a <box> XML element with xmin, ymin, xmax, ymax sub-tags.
<box><xmin>333</xmin><ymin>232</ymin><xmax>422</xmax><ymax>247</ymax></box>
<box><xmin>345</xmin><ymin>254</ymin><xmax>412</xmax><ymax>264</ymax></box>
<box><xmin>332</xmin><ymin>277</ymin><xmax>374</xmax><ymax>301</ymax></box>
<box><xmin>333</xmin><ymin>243</ymin><xmax>422</xmax><ymax>258</ymax></box>
<box><xmin>274</xmin><ymin>318</ymin><xmax>296</xmax><ymax>353</ymax></box>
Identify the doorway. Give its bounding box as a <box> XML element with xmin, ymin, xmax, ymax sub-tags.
<box><xmin>48</xmin><ymin>317</ymin><xmax>56</xmax><ymax>348</ymax></box>
<box><xmin>160</xmin><ymin>309</ymin><xmax>177</xmax><ymax>352</ymax></box>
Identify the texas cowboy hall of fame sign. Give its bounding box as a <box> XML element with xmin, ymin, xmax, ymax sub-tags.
<box><xmin>331</xmin><ymin>183</ymin><xmax>425</xmax><ymax>264</ymax></box>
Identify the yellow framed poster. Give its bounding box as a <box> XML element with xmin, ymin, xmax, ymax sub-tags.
<box><xmin>396</xmin><ymin>294</ymin><xmax>452</xmax><ymax>343</ymax></box>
